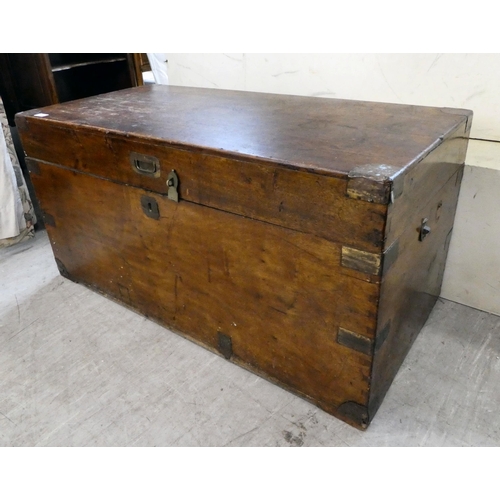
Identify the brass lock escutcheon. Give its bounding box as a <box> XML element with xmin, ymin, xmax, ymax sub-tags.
<box><xmin>167</xmin><ymin>170</ymin><xmax>179</xmax><ymax>202</ymax></box>
<box><xmin>140</xmin><ymin>195</ymin><xmax>160</xmax><ymax>220</ymax></box>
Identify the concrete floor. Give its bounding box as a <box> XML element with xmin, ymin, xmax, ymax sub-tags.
<box><xmin>1</xmin><ymin>230</ymin><xmax>499</xmax><ymax>446</ymax></box>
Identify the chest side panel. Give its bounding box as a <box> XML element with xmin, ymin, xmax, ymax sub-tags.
<box><xmin>30</xmin><ymin>159</ymin><xmax>379</xmax><ymax>428</ymax></box>
<box><xmin>384</xmin><ymin>118</ymin><xmax>471</xmax><ymax>250</ymax></box>
<box><xmin>368</xmin><ymin>115</ymin><xmax>471</xmax><ymax>418</ymax></box>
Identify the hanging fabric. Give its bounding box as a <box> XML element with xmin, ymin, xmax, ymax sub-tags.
<box><xmin>146</xmin><ymin>54</ymin><xmax>169</xmax><ymax>85</ymax></box>
<box><xmin>0</xmin><ymin>99</ymin><xmax>36</xmax><ymax>248</ymax></box>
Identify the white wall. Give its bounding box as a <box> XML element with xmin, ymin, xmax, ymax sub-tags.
<box><xmin>165</xmin><ymin>54</ymin><xmax>500</xmax><ymax>315</ymax></box>
<box><xmin>441</xmin><ymin>165</ymin><xmax>500</xmax><ymax>315</ymax></box>
<box><xmin>167</xmin><ymin>54</ymin><xmax>499</xmax><ymax>140</ymax></box>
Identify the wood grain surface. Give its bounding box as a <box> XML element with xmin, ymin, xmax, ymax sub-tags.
<box><xmin>16</xmin><ymin>84</ymin><xmax>470</xmax><ymax>178</ymax></box>
<box><xmin>369</xmin><ymin>166</ymin><xmax>465</xmax><ymax>417</ymax></box>
<box><xmin>16</xmin><ymin>86</ymin><xmax>472</xmax><ymax>428</ymax></box>
<box><xmin>29</xmin><ymin>159</ymin><xmax>380</xmax><ymax>426</ymax></box>
<box><xmin>20</xmin><ymin>124</ymin><xmax>387</xmax><ymax>252</ymax></box>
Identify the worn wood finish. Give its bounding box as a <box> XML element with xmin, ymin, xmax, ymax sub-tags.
<box><xmin>383</xmin><ymin>118</ymin><xmax>472</xmax><ymax>249</ymax></box>
<box><xmin>18</xmin><ymin>123</ymin><xmax>387</xmax><ymax>252</ymax></box>
<box><xmin>17</xmin><ymin>85</ymin><xmax>468</xmax><ymax>177</ymax></box>
<box><xmin>16</xmin><ymin>86</ymin><xmax>472</xmax><ymax>428</ymax></box>
<box><xmin>29</xmin><ymin>159</ymin><xmax>376</xmax><ymax>424</ymax></box>
<box><xmin>368</xmin><ymin>167</ymin><xmax>465</xmax><ymax>417</ymax></box>
<box><xmin>0</xmin><ymin>53</ymin><xmax>141</xmax><ymax>126</ymax></box>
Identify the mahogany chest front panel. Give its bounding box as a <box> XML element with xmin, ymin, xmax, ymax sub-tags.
<box><xmin>16</xmin><ymin>86</ymin><xmax>472</xmax><ymax>428</ymax></box>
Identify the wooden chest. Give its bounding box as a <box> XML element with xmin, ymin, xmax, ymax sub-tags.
<box><xmin>15</xmin><ymin>85</ymin><xmax>472</xmax><ymax>429</ymax></box>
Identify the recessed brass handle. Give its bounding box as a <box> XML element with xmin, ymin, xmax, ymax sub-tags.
<box><xmin>130</xmin><ymin>152</ymin><xmax>160</xmax><ymax>177</ymax></box>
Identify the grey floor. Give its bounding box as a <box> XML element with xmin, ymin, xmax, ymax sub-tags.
<box><xmin>1</xmin><ymin>230</ymin><xmax>499</xmax><ymax>447</ymax></box>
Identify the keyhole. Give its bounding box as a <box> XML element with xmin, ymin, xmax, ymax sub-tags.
<box><xmin>140</xmin><ymin>195</ymin><xmax>159</xmax><ymax>220</ymax></box>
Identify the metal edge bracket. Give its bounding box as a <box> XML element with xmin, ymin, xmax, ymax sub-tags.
<box><xmin>337</xmin><ymin>327</ymin><xmax>373</xmax><ymax>356</ymax></box>
<box><xmin>336</xmin><ymin>401</ymin><xmax>370</xmax><ymax>429</ymax></box>
<box><xmin>217</xmin><ymin>332</ymin><xmax>233</xmax><ymax>360</ymax></box>
<box><xmin>347</xmin><ymin>164</ymin><xmax>401</xmax><ymax>205</ymax></box>
<box><xmin>341</xmin><ymin>247</ymin><xmax>382</xmax><ymax>276</ymax></box>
